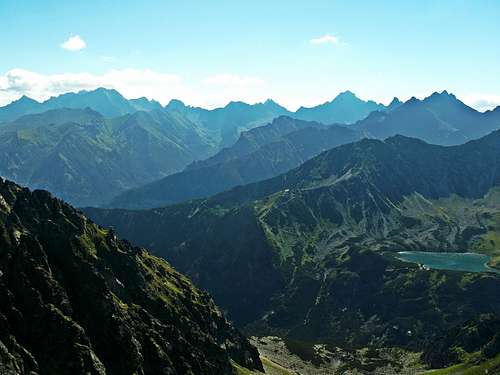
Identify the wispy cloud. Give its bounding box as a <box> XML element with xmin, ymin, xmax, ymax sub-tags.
<box><xmin>0</xmin><ymin>68</ymin><xmax>182</xmax><ymax>105</ymax></box>
<box><xmin>462</xmin><ymin>93</ymin><xmax>500</xmax><ymax>112</ymax></box>
<box><xmin>60</xmin><ymin>35</ymin><xmax>87</xmax><ymax>52</ymax></box>
<box><xmin>1</xmin><ymin>69</ymin><xmax>497</xmax><ymax>113</ymax></box>
<box><xmin>310</xmin><ymin>34</ymin><xmax>340</xmax><ymax>45</ymax></box>
<box><xmin>198</xmin><ymin>73</ymin><xmax>268</xmax><ymax>107</ymax></box>
<box><xmin>202</xmin><ymin>73</ymin><xmax>265</xmax><ymax>87</ymax></box>
<box><xmin>101</xmin><ymin>56</ymin><xmax>115</xmax><ymax>62</ymax></box>
<box><xmin>0</xmin><ymin>69</ymin><xmax>269</xmax><ymax>109</ymax></box>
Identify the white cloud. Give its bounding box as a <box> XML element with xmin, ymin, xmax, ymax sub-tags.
<box><xmin>0</xmin><ymin>68</ymin><xmax>183</xmax><ymax>105</ymax></box>
<box><xmin>1</xmin><ymin>69</ymin><xmax>498</xmax><ymax>113</ymax></box>
<box><xmin>60</xmin><ymin>35</ymin><xmax>86</xmax><ymax>52</ymax></box>
<box><xmin>0</xmin><ymin>69</ymin><xmax>270</xmax><ymax>109</ymax></box>
<box><xmin>199</xmin><ymin>73</ymin><xmax>268</xmax><ymax>107</ymax></box>
<box><xmin>101</xmin><ymin>56</ymin><xmax>115</xmax><ymax>62</ymax></box>
<box><xmin>462</xmin><ymin>93</ymin><xmax>500</xmax><ymax>112</ymax></box>
<box><xmin>202</xmin><ymin>73</ymin><xmax>265</xmax><ymax>87</ymax></box>
<box><xmin>310</xmin><ymin>34</ymin><xmax>340</xmax><ymax>45</ymax></box>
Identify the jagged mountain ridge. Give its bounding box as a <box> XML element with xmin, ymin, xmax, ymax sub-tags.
<box><xmin>0</xmin><ymin>88</ymin><xmax>162</xmax><ymax>121</ymax></box>
<box><xmin>294</xmin><ymin>90</ymin><xmax>389</xmax><ymax>124</ymax></box>
<box><xmin>165</xmin><ymin>91</ymin><xmax>394</xmax><ymax>147</ymax></box>
<box><xmin>108</xmin><ymin>118</ymin><xmax>362</xmax><ymax>209</ymax></box>
<box><xmin>186</xmin><ymin>116</ymin><xmax>327</xmax><ymax>171</ymax></box>
<box><xmin>0</xmin><ymin>177</ymin><xmax>262</xmax><ymax>374</ymax></box>
<box><xmin>4</xmin><ymin>89</ymin><xmax>500</xmax><ymax>213</ymax></box>
<box><xmin>1</xmin><ymin>88</ymin><xmax>395</xmax><ymax>148</ymax></box>
<box><xmin>164</xmin><ymin>98</ymin><xmax>293</xmax><ymax>147</ymax></box>
<box><xmin>107</xmin><ymin>91</ymin><xmax>500</xmax><ymax>210</ymax></box>
<box><xmin>353</xmin><ymin>90</ymin><xmax>500</xmax><ymax>145</ymax></box>
<box><xmin>0</xmin><ymin>108</ymin><xmax>217</xmax><ymax>206</ymax></box>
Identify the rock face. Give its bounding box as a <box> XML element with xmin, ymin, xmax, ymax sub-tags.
<box><xmin>0</xmin><ymin>178</ymin><xmax>262</xmax><ymax>374</ymax></box>
<box><xmin>85</xmin><ymin>132</ymin><xmax>500</xmax><ymax>369</ymax></box>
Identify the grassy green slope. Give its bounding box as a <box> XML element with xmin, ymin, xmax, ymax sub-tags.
<box><xmin>0</xmin><ymin>178</ymin><xmax>262</xmax><ymax>374</ymax></box>
<box><xmin>0</xmin><ymin>108</ymin><xmax>217</xmax><ymax>206</ymax></box>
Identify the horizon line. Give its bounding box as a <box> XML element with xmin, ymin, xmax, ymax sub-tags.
<box><xmin>2</xmin><ymin>87</ymin><xmax>497</xmax><ymax>114</ymax></box>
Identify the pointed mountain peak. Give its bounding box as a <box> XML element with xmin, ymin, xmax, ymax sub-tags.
<box><xmin>389</xmin><ymin>97</ymin><xmax>402</xmax><ymax>106</ymax></box>
<box><xmin>263</xmin><ymin>98</ymin><xmax>287</xmax><ymax>111</ymax></box>
<box><xmin>165</xmin><ymin>99</ymin><xmax>186</xmax><ymax>110</ymax></box>
<box><xmin>426</xmin><ymin>90</ymin><xmax>457</xmax><ymax>102</ymax></box>
<box><xmin>423</xmin><ymin>91</ymin><xmax>474</xmax><ymax>113</ymax></box>
<box><xmin>335</xmin><ymin>90</ymin><xmax>358</xmax><ymax>100</ymax></box>
<box><xmin>440</xmin><ymin>90</ymin><xmax>457</xmax><ymax>98</ymax></box>
<box><xmin>14</xmin><ymin>95</ymin><xmax>39</xmax><ymax>104</ymax></box>
<box><xmin>388</xmin><ymin>97</ymin><xmax>403</xmax><ymax>110</ymax></box>
<box><xmin>264</xmin><ymin>98</ymin><xmax>279</xmax><ymax>106</ymax></box>
<box><xmin>405</xmin><ymin>96</ymin><xmax>421</xmax><ymax>105</ymax></box>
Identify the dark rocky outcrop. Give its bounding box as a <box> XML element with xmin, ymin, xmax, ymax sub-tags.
<box><xmin>0</xmin><ymin>178</ymin><xmax>262</xmax><ymax>374</ymax></box>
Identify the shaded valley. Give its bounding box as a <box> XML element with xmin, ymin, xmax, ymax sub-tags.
<box><xmin>86</xmin><ymin>131</ymin><xmax>500</xmax><ymax>372</ymax></box>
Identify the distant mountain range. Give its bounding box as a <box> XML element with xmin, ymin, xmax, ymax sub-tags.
<box><xmin>0</xmin><ymin>88</ymin><xmax>395</xmax><ymax>147</ymax></box>
<box><xmin>294</xmin><ymin>90</ymin><xmax>401</xmax><ymax>123</ymax></box>
<box><xmin>4</xmin><ymin>85</ymin><xmax>500</xmax><ymax>373</ymax></box>
<box><xmin>108</xmin><ymin>117</ymin><xmax>362</xmax><ymax>208</ymax></box>
<box><xmin>0</xmin><ymin>89</ymin><xmax>289</xmax><ymax>149</ymax></box>
<box><xmin>2</xmin><ymin>88</ymin><xmax>500</xmax><ymax>209</ymax></box>
<box><xmin>164</xmin><ymin>98</ymin><xmax>291</xmax><ymax>147</ymax></box>
<box><xmin>0</xmin><ymin>107</ymin><xmax>217</xmax><ymax>206</ymax></box>
<box><xmin>85</xmin><ymin>130</ymin><xmax>500</xmax><ymax>370</ymax></box>
<box><xmin>0</xmin><ymin>88</ymin><xmax>394</xmax><ymax>207</ymax></box>
<box><xmin>353</xmin><ymin>90</ymin><xmax>500</xmax><ymax>144</ymax></box>
<box><xmin>163</xmin><ymin>91</ymin><xmax>399</xmax><ymax>147</ymax></box>
<box><xmin>107</xmin><ymin>91</ymin><xmax>500</xmax><ymax>209</ymax></box>
<box><xmin>0</xmin><ymin>88</ymin><xmax>162</xmax><ymax>121</ymax></box>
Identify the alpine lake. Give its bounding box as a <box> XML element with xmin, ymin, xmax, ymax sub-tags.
<box><xmin>396</xmin><ymin>251</ymin><xmax>500</xmax><ymax>274</ymax></box>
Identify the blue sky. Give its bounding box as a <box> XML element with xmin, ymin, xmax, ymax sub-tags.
<box><xmin>1</xmin><ymin>0</ymin><xmax>499</xmax><ymax>110</ymax></box>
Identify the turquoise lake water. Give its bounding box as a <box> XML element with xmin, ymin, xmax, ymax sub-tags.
<box><xmin>396</xmin><ymin>251</ymin><xmax>500</xmax><ymax>274</ymax></box>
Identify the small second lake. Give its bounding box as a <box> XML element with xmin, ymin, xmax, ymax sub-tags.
<box><xmin>396</xmin><ymin>251</ymin><xmax>500</xmax><ymax>274</ymax></box>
